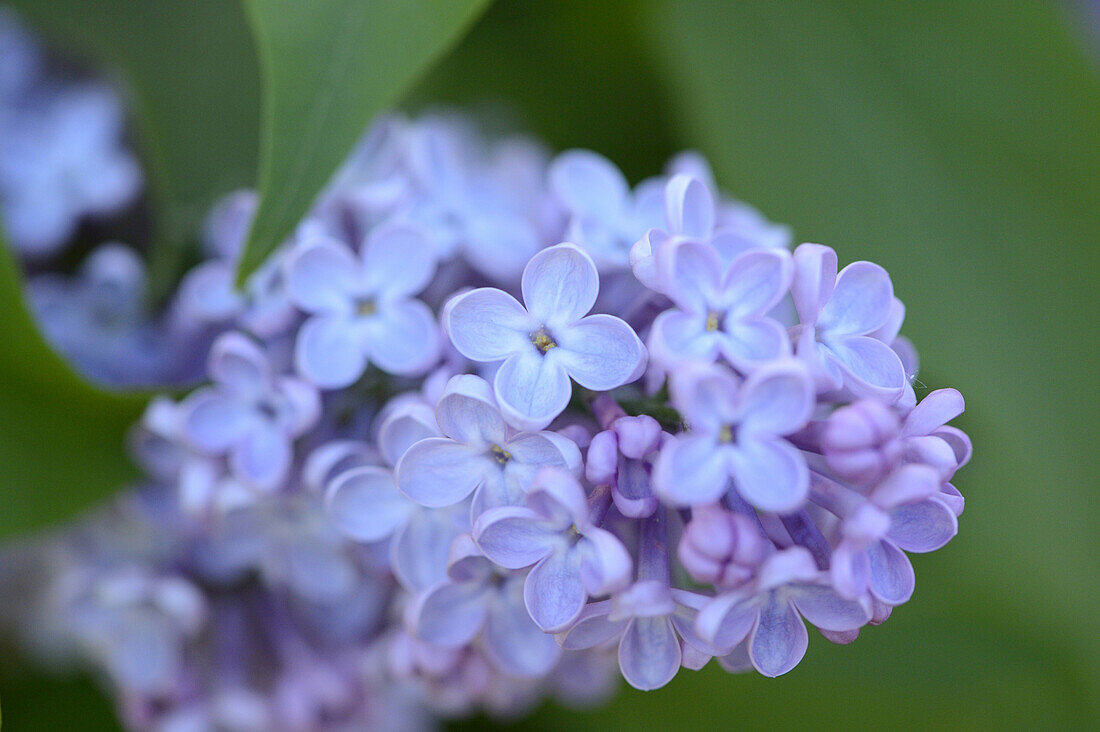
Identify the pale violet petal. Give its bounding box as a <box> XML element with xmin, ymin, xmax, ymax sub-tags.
<box><xmin>294</xmin><ymin>314</ymin><xmax>367</xmax><ymax>389</ymax></box>
<box><xmin>360</xmin><ymin>221</ymin><xmax>437</xmax><ymax>298</ymax></box>
<box><xmin>664</xmin><ymin>174</ymin><xmax>714</xmax><ymax>239</ymax></box>
<box><xmin>494</xmin><ymin>351</ymin><xmax>572</xmax><ymax>431</ymax></box>
<box><xmin>728</xmin><ymin>437</ymin><xmax>809</xmax><ymax>513</ymax></box>
<box><xmin>411</xmin><ymin>580</ymin><xmax>489</xmax><ymax>647</ymax></box>
<box><xmin>556</xmin><ymin>601</ymin><xmax>625</xmax><ymax>650</ymax></box>
<box><xmin>722</xmin><ymin>248</ymin><xmax>793</xmax><ymax>317</ymax></box>
<box><xmin>791</xmin><ymin>584</ymin><xmax>871</xmax><ymax>631</ymax></box>
<box><xmin>208</xmin><ymin>332</ymin><xmax>271</xmax><ymax>399</ymax></box>
<box><xmin>549</xmin><ymin>149</ymin><xmax>629</xmax><ymax>222</ymax></box>
<box><xmin>791</xmin><ymin>243</ymin><xmax>837</xmax><ymax>325</ymax></box>
<box><xmin>484</xmin><ymin>582</ymin><xmax>562</xmax><ymax>676</ymax></box>
<box><xmin>524</xmin><ymin>549</ymin><xmax>586</xmax><ymax>631</ymax></box>
<box><xmin>325</xmin><ymin>466</ymin><xmax>415</xmax><ymax>543</ymax></box>
<box><xmin>283</xmin><ymin>238</ymin><xmax>358</xmax><ymax>314</ymax></box>
<box><xmin>521</xmin><ymin>244</ymin><xmax>599</xmax><ymax>326</ymax></box>
<box><xmin>748</xmin><ymin>597</ymin><xmax>808</xmax><ymax>677</ymax></box>
<box><xmin>653</xmin><ymin>435</ymin><xmax>730</xmax><ymax>506</ymax></box>
<box><xmin>618</xmin><ymin>617</ymin><xmax>681</xmax><ymax>691</ymax></box>
<box><xmin>867</xmin><ymin>540</ymin><xmax>915</xmax><ymax>605</ymax></box>
<box><xmin>434</xmin><ymin>374</ymin><xmax>506</xmax><ymax>446</ymax></box>
<box><xmin>443</xmin><ymin>287</ymin><xmax>534</xmax><ymax>362</ymax></box>
<box><xmin>818</xmin><ymin>261</ymin><xmax>894</xmax><ymax>336</ymax></box>
<box><xmin>825</xmin><ymin>335</ymin><xmax>907</xmax><ymax>399</ymax></box>
<box><xmin>663</xmin><ymin>237</ymin><xmax>722</xmax><ymax>313</ymax></box>
<box><xmin>555</xmin><ymin>314</ymin><xmax>646</xmax><ymax>391</ymax></box>
<box><xmin>396</xmin><ymin>437</ymin><xmax>492</xmax><ymax>507</ymax></box>
<box><xmin>579</xmin><ymin>528</ymin><xmax>632</xmax><ymax>595</ymax></box>
<box><xmin>887</xmin><ymin>499</ymin><xmax>958</xmax><ymax>553</ymax></box>
<box><xmin>719</xmin><ymin>317</ymin><xmax>791</xmax><ymax>370</ymax></box>
<box><xmin>472</xmin><ymin>506</ymin><xmax>557</xmax><ymax>569</ymax></box>
<box><xmin>735</xmin><ymin>361</ymin><xmax>815</xmax><ymax>436</ymax></box>
<box><xmin>902</xmin><ymin>388</ymin><xmax>965</xmax><ymax>438</ymax></box>
<box><xmin>364</xmin><ymin>298</ymin><xmax>440</xmax><ymax>376</ymax></box>
<box><xmin>230</xmin><ymin>424</ymin><xmax>291</xmax><ymax>491</ymax></box>
<box><xmin>183</xmin><ymin>391</ymin><xmax>253</xmax><ymax>454</ymax></box>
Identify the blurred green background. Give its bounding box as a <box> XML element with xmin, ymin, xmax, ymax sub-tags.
<box><xmin>1</xmin><ymin>0</ymin><xmax>1097</xmax><ymax>729</ymax></box>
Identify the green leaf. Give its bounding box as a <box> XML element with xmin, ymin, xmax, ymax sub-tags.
<box><xmin>236</xmin><ymin>0</ymin><xmax>493</xmax><ymax>284</ymax></box>
<box><xmin>9</xmin><ymin>0</ymin><xmax>261</xmax><ymax>295</ymax></box>
<box><xmin>640</xmin><ymin>0</ymin><xmax>1100</xmax><ymax>722</ymax></box>
<box><xmin>0</xmin><ymin>237</ymin><xmax>146</xmax><ymax>539</ymax></box>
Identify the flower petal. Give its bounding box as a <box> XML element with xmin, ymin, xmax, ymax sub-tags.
<box><xmin>695</xmin><ymin>591</ymin><xmax>757</xmax><ymax>654</ymax></box>
<box><xmin>294</xmin><ymin>314</ymin><xmax>367</xmax><ymax>389</ymax></box>
<box><xmin>902</xmin><ymin>388</ymin><xmax>965</xmax><ymax>438</ymax></box>
<box><xmin>748</xmin><ymin>597</ymin><xmax>808</xmax><ymax>677</ymax></box>
<box><xmin>443</xmin><ymin>287</ymin><xmax>533</xmax><ymax>362</ymax></box>
<box><xmin>664</xmin><ymin>174</ymin><xmax>714</xmax><ymax>239</ymax></box>
<box><xmin>654</xmin><ymin>435</ymin><xmax>730</xmax><ymax>506</ymax></box>
<box><xmin>325</xmin><ymin>466</ymin><xmax>414</xmax><ymax>542</ymax></box>
<box><xmin>494</xmin><ymin>351</ymin><xmax>572</xmax><ymax>431</ymax></box>
<box><xmin>618</xmin><ymin>617</ymin><xmax>681</xmax><ymax>690</ymax></box>
<box><xmin>819</xmin><ymin>261</ymin><xmax>894</xmax><ymax>336</ymax></box>
<box><xmin>283</xmin><ymin>238</ymin><xmax>358</xmax><ymax>313</ymax></box>
<box><xmin>183</xmin><ymin>391</ymin><xmax>253</xmax><ymax>453</ymax></box>
<box><xmin>230</xmin><ymin>424</ymin><xmax>291</xmax><ymax>490</ymax></box>
<box><xmin>396</xmin><ymin>437</ymin><xmax>492</xmax><ymax>507</ymax></box>
<box><xmin>390</xmin><ymin>508</ymin><xmax>462</xmax><ymax>592</ymax></box>
<box><xmin>524</xmin><ymin>549</ymin><xmax>586</xmax><ymax>631</ymax></box>
<box><xmin>364</xmin><ymin>298</ymin><xmax>440</xmax><ymax>376</ymax></box>
<box><xmin>521</xmin><ymin>244</ymin><xmax>599</xmax><ymax>326</ymax></box>
<box><xmin>867</xmin><ymin>540</ymin><xmax>915</xmax><ymax>605</ymax></box>
<box><xmin>719</xmin><ymin>317</ymin><xmax>790</xmax><ymax>370</ymax></box>
<box><xmin>722</xmin><ymin>248</ymin><xmax>793</xmax><ymax>317</ymax></box>
<box><xmin>735</xmin><ymin>361</ymin><xmax>815</xmax><ymax>436</ymax></box>
<box><xmin>208</xmin><ymin>332</ymin><xmax>271</xmax><ymax>399</ymax></box>
<box><xmin>791</xmin><ymin>243</ymin><xmax>837</xmax><ymax>325</ymax></box>
<box><xmin>555</xmin><ymin>314</ymin><xmax>646</xmax><ymax>391</ymax></box>
<box><xmin>825</xmin><ymin>335</ymin><xmax>906</xmax><ymax>399</ymax></box>
<box><xmin>549</xmin><ymin>149</ymin><xmax>629</xmax><ymax>222</ymax></box>
<box><xmin>556</xmin><ymin>601</ymin><xmax>625</xmax><ymax>650</ymax></box>
<box><xmin>411</xmin><ymin>580</ymin><xmax>489</xmax><ymax>647</ymax></box>
<box><xmin>473</xmin><ymin>506</ymin><xmax>557</xmax><ymax>569</ymax></box>
<box><xmin>579</xmin><ymin>528</ymin><xmax>633</xmax><ymax>596</ymax></box>
<box><xmin>434</xmin><ymin>374</ymin><xmax>506</xmax><ymax>446</ymax></box>
<box><xmin>485</xmin><ymin>581</ymin><xmax>563</xmax><ymax>676</ymax></box>
<box><xmin>729</xmin><ymin>437</ymin><xmax>809</xmax><ymax>513</ymax></box>
<box><xmin>791</xmin><ymin>584</ymin><xmax>871</xmax><ymax>631</ymax></box>
<box><xmin>662</xmin><ymin>237</ymin><xmax>722</xmax><ymax>313</ymax></box>
<box><xmin>360</xmin><ymin>221</ymin><xmax>436</xmax><ymax>298</ymax></box>
<box><xmin>888</xmin><ymin>499</ymin><xmax>958</xmax><ymax>553</ymax></box>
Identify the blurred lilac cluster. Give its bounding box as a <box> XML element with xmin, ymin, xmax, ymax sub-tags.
<box><xmin>0</xmin><ymin>8</ymin><xmax>141</xmax><ymax>258</ymax></box>
<box><xmin>1</xmin><ymin>18</ymin><xmax>969</xmax><ymax>730</ymax></box>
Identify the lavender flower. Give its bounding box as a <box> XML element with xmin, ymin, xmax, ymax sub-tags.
<box><xmin>285</xmin><ymin>221</ymin><xmax>441</xmax><ymax>387</ymax></box>
<box><xmin>444</xmin><ymin>243</ymin><xmax>647</xmax><ymax>429</ymax></box>
<box><xmin>791</xmin><ymin>243</ymin><xmax>907</xmax><ymax>399</ymax></box>
<box><xmin>473</xmin><ymin>468</ymin><xmax>631</xmax><ymax>631</ymax></box>
<box><xmin>180</xmin><ymin>332</ymin><xmax>320</xmax><ymax>490</ymax></box>
<box><xmin>395</xmin><ymin>374</ymin><xmax>581</xmax><ymax>511</ymax></box>
<box><xmin>655</xmin><ymin>360</ymin><xmax>814</xmax><ymax>512</ymax></box>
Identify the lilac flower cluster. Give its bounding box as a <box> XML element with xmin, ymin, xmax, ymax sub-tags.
<box><xmin>3</xmin><ymin>105</ymin><xmax>969</xmax><ymax>729</ymax></box>
<box><xmin>0</xmin><ymin>8</ymin><xmax>141</xmax><ymax>258</ymax></box>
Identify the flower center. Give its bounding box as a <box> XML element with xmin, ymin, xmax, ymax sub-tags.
<box><xmin>705</xmin><ymin>310</ymin><xmax>721</xmax><ymax>332</ymax></box>
<box><xmin>718</xmin><ymin>424</ymin><xmax>734</xmax><ymax>443</ymax></box>
<box><xmin>355</xmin><ymin>297</ymin><xmax>377</xmax><ymax>316</ymax></box>
<box><xmin>530</xmin><ymin>325</ymin><xmax>558</xmax><ymax>353</ymax></box>
<box><xmin>490</xmin><ymin>444</ymin><xmax>512</xmax><ymax>465</ymax></box>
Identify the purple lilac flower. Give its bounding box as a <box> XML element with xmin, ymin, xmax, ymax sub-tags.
<box><xmin>180</xmin><ymin>332</ymin><xmax>320</xmax><ymax>490</ymax></box>
<box><xmin>655</xmin><ymin>360</ymin><xmax>814</xmax><ymax>512</ymax></box>
<box><xmin>473</xmin><ymin>468</ymin><xmax>632</xmax><ymax>631</ymax></box>
<box><xmin>548</xmin><ymin>149</ymin><xmax>664</xmax><ymax>273</ymax></box>
<box><xmin>444</xmin><ymin>243</ymin><xmax>647</xmax><ymax>430</ymax></box>
<box><xmin>285</xmin><ymin>221</ymin><xmax>441</xmax><ymax>387</ymax></box>
<box><xmin>395</xmin><ymin>374</ymin><xmax>581</xmax><ymax>512</ymax></box>
<box><xmin>647</xmin><ymin>237</ymin><xmax>793</xmax><ymax>372</ymax></box>
<box><xmin>695</xmin><ymin>548</ymin><xmax>870</xmax><ymax>677</ymax></box>
<box><xmin>408</xmin><ymin>535</ymin><xmax>562</xmax><ymax>677</ymax></box>
<box><xmin>790</xmin><ymin>243</ymin><xmax>907</xmax><ymax>400</ymax></box>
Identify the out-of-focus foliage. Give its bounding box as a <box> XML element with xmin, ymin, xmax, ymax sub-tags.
<box><xmin>1</xmin><ymin>0</ymin><xmax>1097</xmax><ymax>729</ymax></box>
<box><xmin>0</xmin><ymin>234</ymin><xmax>144</xmax><ymax>538</ymax></box>
<box><xmin>237</xmin><ymin>0</ymin><xmax>493</xmax><ymax>283</ymax></box>
<box><xmin>7</xmin><ymin>0</ymin><xmax>261</xmax><ymax>293</ymax></box>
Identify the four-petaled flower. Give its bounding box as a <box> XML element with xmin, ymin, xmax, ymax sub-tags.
<box><xmin>396</xmin><ymin>375</ymin><xmax>581</xmax><ymax>513</ymax></box>
<box><xmin>181</xmin><ymin>332</ymin><xmax>320</xmax><ymax>490</ymax></box>
<box><xmin>648</xmin><ymin>237</ymin><xmax>793</xmax><ymax>372</ymax></box>
<box><xmin>285</xmin><ymin>221</ymin><xmax>441</xmax><ymax>388</ymax></box>
<box><xmin>695</xmin><ymin>548</ymin><xmax>870</xmax><ymax>677</ymax></box>
<box><xmin>655</xmin><ymin>360</ymin><xmax>814</xmax><ymax>512</ymax></box>
<box><xmin>443</xmin><ymin>243</ymin><xmax>647</xmax><ymax>430</ymax></box>
<box><xmin>408</xmin><ymin>535</ymin><xmax>562</xmax><ymax>678</ymax></box>
<box><xmin>473</xmin><ymin>468</ymin><xmax>632</xmax><ymax>631</ymax></box>
<box><xmin>790</xmin><ymin>243</ymin><xmax>907</xmax><ymax>400</ymax></box>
